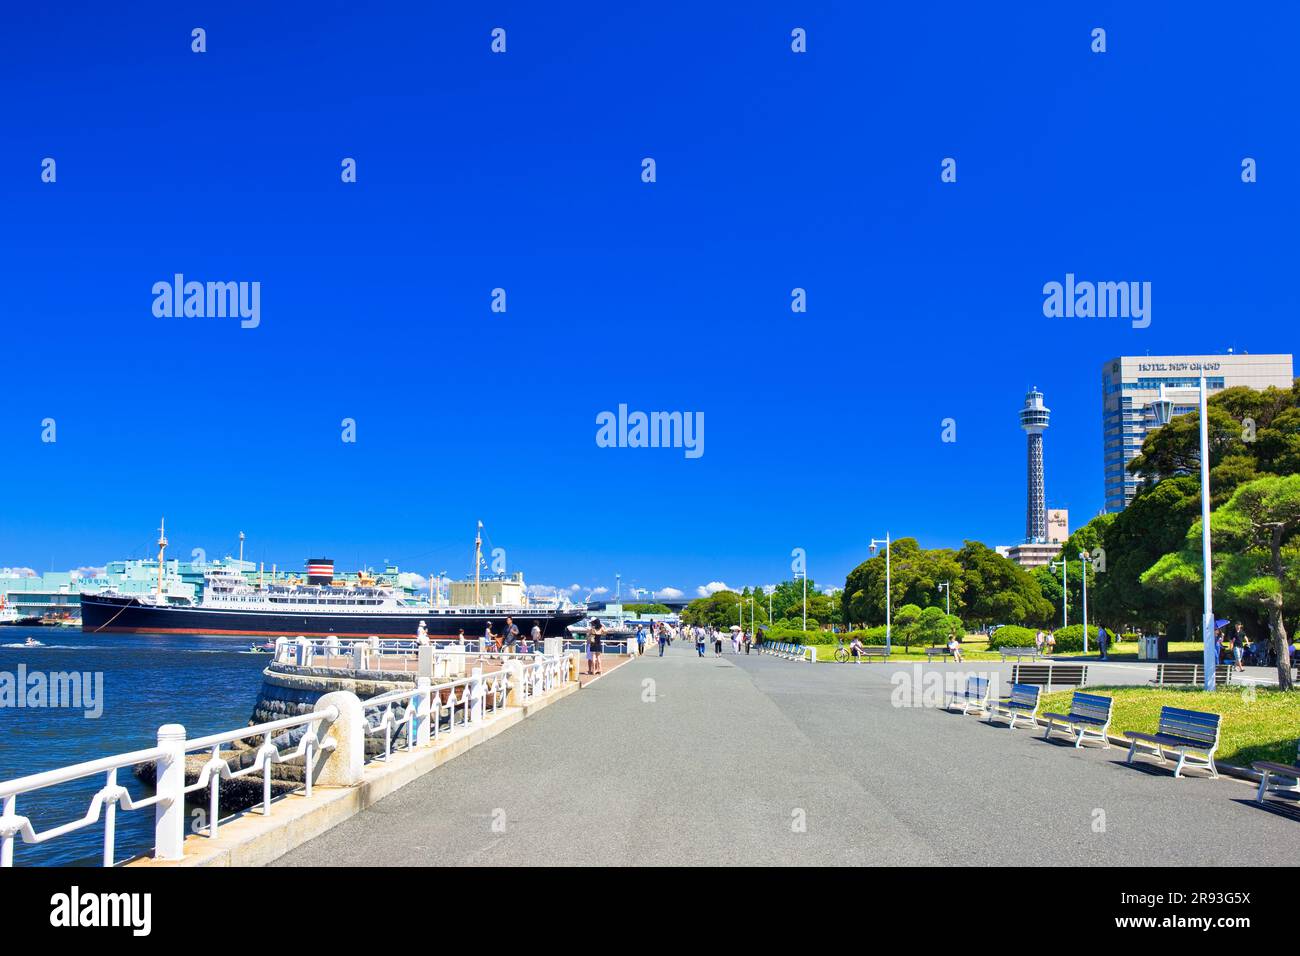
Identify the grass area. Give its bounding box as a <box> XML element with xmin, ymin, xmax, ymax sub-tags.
<box><xmin>1038</xmin><ymin>685</ymin><xmax>1300</xmax><ymax>767</ymax></box>
<box><xmin>810</xmin><ymin>636</ymin><xmax>1221</xmax><ymax>664</ymax></box>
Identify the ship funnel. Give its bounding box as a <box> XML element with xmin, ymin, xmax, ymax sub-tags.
<box><xmin>306</xmin><ymin>559</ymin><xmax>335</xmax><ymax>585</ymax></box>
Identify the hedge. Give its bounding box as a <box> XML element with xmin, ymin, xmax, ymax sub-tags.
<box><xmin>987</xmin><ymin>625</ymin><xmax>1038</xmax><ymax>649</ymax></box>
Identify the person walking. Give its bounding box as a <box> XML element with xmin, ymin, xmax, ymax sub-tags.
<box><xmin>1097</xmin><ymin>625</ymin><xmax>1109</xmax><ymax>661</ymax></box>
<box><xmin>1232</xmin><ymin>624</ymin><xmax>1246</xmax><ymax>672</ymax></box>
<box><xmin>503</xmin><ymin>616</ymin><xmax>519</xmax><ymax>654</ymax></box>
<box><xmin>695</xmin><ymin>626</ymin><xmax>706</xmax><ymax>658</ymax></box>
<box><xmin>659</xmin><ymin>623</ymin><xmax>669</xmax><ymax>656</ymax></box>
<box><xmin>588</xmin><ymin>619</ymin><xmax>605</xmax><ymax>676</ymax></box>
<box><xmin>1034</xmin><ymin>630</ymin><xmax>1045</xmax><ymax>656</ymax></box>
<box><xmin>636</xmin><ymin>624</ymin><xmax>646</xmax><ymax>657</ymax></box>
<box><xmin>714</xmin><ymin>628</ymin><xmax>723</xmax><ymax>657</ymax></box>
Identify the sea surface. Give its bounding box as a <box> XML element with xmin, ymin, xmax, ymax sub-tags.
<box><xmin>0</xmin><ymin>627</ymin><xmax>269</xmax><ymax>866</ymax></box>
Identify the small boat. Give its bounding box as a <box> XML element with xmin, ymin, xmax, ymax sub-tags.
<box><xmin>23</xmin><ymin>638</ymin><xmax>43</xmax><ymax>648</ymax></box>
<box><xmin>246</xmin><ymin>641</ymin><xmax>275</xmax><ymax>654</ymax></box>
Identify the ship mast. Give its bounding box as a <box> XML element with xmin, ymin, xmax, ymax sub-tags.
<box><xmin>239</xmin><ymin>531</ymin><xmax>245</xmax><ymax>564</ymax></box>
<box><xmin>474</xmin><ymin>521</ymin><xmax>482</xmax><ymax>605</ymax></box>
<box><xmin>156</xmin><ymin>517</ymin><xmax>168</xmax><ymax>597</ymax></box>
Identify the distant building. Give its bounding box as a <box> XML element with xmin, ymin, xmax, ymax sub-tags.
<box><xmin>1000</xmin><ymin>509</ymin><xmax>1069</xmax><ymax>569</ymax></box>
<box><xmin>1102</xmin><ymin>353</ymin><xmax>1294</xmax><ymax>512</ymax></box>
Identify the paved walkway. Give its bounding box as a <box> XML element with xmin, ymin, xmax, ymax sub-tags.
<box><xmin>275</xmin><ymin>644</ymin><xmax>1299</xmax><ymax>867</ymax></box>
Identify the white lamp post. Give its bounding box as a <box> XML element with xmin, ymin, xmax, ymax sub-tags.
<box><xmin>1150</xmin><ymin>378</ymin><xmax>1216</xmax><ymax>690</ymax></box>
<box><xmin>869</xmin><ymin>534</ymin><xmax>892</xmax><ymax>654</ymax></box>
<box><xmin>1050</xmin><ymin>558</ymin><xmax>1068</xmax><ymax>630</ymax></box>
<box><xmin>1077</xmin><ymin>551</ymin><xmax>1089</xmax><ymax>655</ymax></box>
<box><xmin>937</xmin><ymin>581</ymin><xmax>950</xmax><ymax>616</ymax></box>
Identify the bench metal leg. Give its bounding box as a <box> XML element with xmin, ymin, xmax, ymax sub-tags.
<box><xmin>1173</xmin><ymin>751</ymin><xmax>1187</xmax><ymax>779</ymax></box>
<box><xmin>1206</xmin><ymin>754</ymin><xmax>1218</xmax><ymax>779</ymax></box>
<box><xmin>1042</xmin><ymin>718</ymin><xmax>1054</xmax><ymax>741</ymax></box>
<box><xmin>1257</xmin><ymin>770</ymin><xmax>1271</xmax><ymax>803</ymax></box>
<box><xmin>1073</xmin><ymin>725</ymin><xmax>1085</xmax><ymax>748</ymax></box>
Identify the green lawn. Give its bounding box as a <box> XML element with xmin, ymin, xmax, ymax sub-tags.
<box><xmin>1038</xmin><ymin>685</ymin><xmax>1300</xmax><ymax>766</ymax></box>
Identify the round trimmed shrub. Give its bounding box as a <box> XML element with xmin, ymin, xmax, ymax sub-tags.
<box><xmin>988</xmin><ymin>625</ymin><xmax>1038</xmax><ymax>649</ymax></box>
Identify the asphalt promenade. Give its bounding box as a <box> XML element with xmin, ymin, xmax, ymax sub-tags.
<box><xmin>276</xmin><ymin>642</ymin><xmax>1298</xmax><ymax>866</ymax></box>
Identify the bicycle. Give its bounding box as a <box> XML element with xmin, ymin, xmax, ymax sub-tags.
<box><xmin>833</xmin><ymin>639</ymin><xmax>863</xmax><ymax>663</ymax></box>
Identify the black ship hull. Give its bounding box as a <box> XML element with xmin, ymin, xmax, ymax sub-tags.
<box><xmin>79</xmin><ymin>593</ymin><xmax>585</xmax><ymax>639</ymax></box>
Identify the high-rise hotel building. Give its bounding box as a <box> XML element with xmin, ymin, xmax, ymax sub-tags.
<box><xmin>1101</xmin><ymin>353</ymin><xmax>1294</xmax><ymax>512</ymax></box>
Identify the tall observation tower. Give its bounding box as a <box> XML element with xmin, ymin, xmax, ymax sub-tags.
<box><xmin>1019</xmin><ymin>388</ymin><xmax>1050</xmax><ymax>543</ymax></box>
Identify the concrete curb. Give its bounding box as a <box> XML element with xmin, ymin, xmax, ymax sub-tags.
<box><xmin>128</xmin><ymin>681</ymin><xmax>580</xmax><ymax>867</ymax></box>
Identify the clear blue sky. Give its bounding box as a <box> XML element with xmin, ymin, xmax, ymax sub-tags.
<box><xmin>2</xmin><ymin>2</ymin><xmax>1296</xmax><ymax>600</ymax></box>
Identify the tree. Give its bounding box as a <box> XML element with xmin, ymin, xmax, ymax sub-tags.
<box><xmin>681</xmin><ymin>591</ymin><xmax>742</xmax><ymax>628</ymax></box>
<box><xmin>1143</xmin><ymin>475</ymin><xmax>1300</xmax><ymax>690</ymax></box>
<box><xmin>1093</xmin><ymin>476</ymin><xmax>1202</xmax><ymax>635</ymax></box>
<box><xmin>915</xmin><ymin>606</ymin><xmax>964</xmax><ymax>647</ymax></box>
<box><xmin>842</xmin><ymin>538</ymin><xmax>965</xmax><ymax>627</ymax></box>
<box><xmin>893</xmin><ymin>604</ymin><xmax>922</xmax><ymax>648</ymax></box>
<box><xmin>955</xmin><ymin>541</ymin><xmax>1053</xmax><ymax>628</ymax></box>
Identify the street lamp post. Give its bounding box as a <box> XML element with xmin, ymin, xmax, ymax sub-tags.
<box><xmin>869</xmin><ymin>533</ymin><xmax>892</xmax><ymax>654</ymax></box>
<box><xmin>1050</xmin><ymin>558</ymin><xmax>1068</xmax><ymax>630</ymax></box>
<box><xmin>801</xmin><ymin>573</ymin><xmax>807</xmax><ymax>632</ymax></box>
<box><xmin>1077</xmin><ymin>551</ymin><xmax>1089</xmax><ymax>655</ymax></box>
<box><xmin>1151</xmin><ymin>378</ymin><xmax>1216</xmax><ymax>690</ymax></box>
<box><xmin>937</xmin><ymin>581</ymin><xmax>950</xmax><ymax>616</ymax></box>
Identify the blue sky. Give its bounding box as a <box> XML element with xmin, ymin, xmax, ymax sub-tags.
<box><xmin>2</xmin><ymin>2</ymin><xmax>1296</xmax><ymax>600</ymax></box>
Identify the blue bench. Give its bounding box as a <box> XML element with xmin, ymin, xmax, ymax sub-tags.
<box><xmin>1041</xmin><ymin>690</ymin><xmax>1114</xmax><ymax>748</ymax></box>
<box><xmin>987</xmin><ymin>683</ymin><xmax>1041</xmax><ymax>730</ymax></box>
<box><xmin>945</xmin><ymin>676</ymin><xmax>991</xmax><ymax>716</ymax></box>
<box><xmin>1124</xmin><ymin>706</ymin><xmax>1221</xmax><ymax>778</ymax></box>
<box><xmin>1252</xmin><ymin>740</ymin><xmax>1300</xmax><ymax>805</ymax></box>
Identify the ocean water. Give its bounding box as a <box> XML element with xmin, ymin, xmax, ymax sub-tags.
<box><xmin>0</xmin><ymin>627</ymin><xmax>269</xmax><ymax>867</ymax></box>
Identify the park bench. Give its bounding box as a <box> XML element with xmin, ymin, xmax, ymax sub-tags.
<box><xmin>1150</xmin><ymin>663</ymin><xmax>1232</xmax><ymax>687</ymax></box>
<box><xmin>998</xmin><ymin>646</ymin><xmax>1040</xmax><ymax>662</ymax></box>
<box><xmin>925</xmin><ymin>645</ymin><xmax>955</xmax><ymax>662</ymax></box>
<box><xmin>1252</xmin><ymin>740</ymin><xmax>1300</xmax><ymax>806</ymax></box>
<box><xmin>986</xmin><ymin>682</ymin><xmax>1041</xmax><ymax>730</ymax></box>
<box><xmin>1124</xmin><ymin>706</ymin><xmax>1222</xmax><ymax>778</ymax></box>
<box><xmin>945</xmin><ymin>675</ymin><xmax>991</xmax><ymax>716</ymax></box>
<box><xmin>856</xmin><ymin>646</ymin><xmax>890</xmax><ymax>662</ymax></box>
<box><xmin>1010</xmin><ymin>662</ymin><xmax>1088</xmax><ymax>691</ymax></box>
<box><xmin>1041</xmin><ymin>690</ymin><xmax>1114</xmax><ymax>748</ymax></box>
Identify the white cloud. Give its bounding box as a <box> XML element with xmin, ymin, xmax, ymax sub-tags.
<box><xmin>590</xmin><ymin>586</ymin><xmax>610</xmax><ymax>596</ymax></box>
<box><xmin>655</xmin><ymin>587</ymin><xmax>684</xmax><ymax>600</ymax></box>
<box><xmin>568</xmin><ymin>584</ymin><xmax>582</xmax><ymax>592</ymax></box>
<box><xmin>697</xmin><ymin>581</ymin><xmax>730</xmax><ymax>597</ymax></box>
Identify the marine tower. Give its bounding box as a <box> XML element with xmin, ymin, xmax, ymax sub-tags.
<box><xmin>1019</xmin><ymin>388</ymin><xmax>1050</xmax><ymax>543</ymax></box>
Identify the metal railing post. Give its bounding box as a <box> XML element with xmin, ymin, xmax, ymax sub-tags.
<box><xmin>153</xmin><ymin>723</ymin><xmax>187</xmax><ymax>861</ymax></box>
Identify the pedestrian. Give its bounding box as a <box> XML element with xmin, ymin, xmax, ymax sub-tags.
<box><xmin>503</xmin><ymin>616</ymin><xmax>519</xmax><ymax>654</ymax></box>
<box><xmin>744</xmin><ymin>630</ymin><xmax>751</xmax><ymax>654</ymax></box>
<box><xmin>659</xmin><ymin>623</ymin><xmax>669</xmax><ymax>657</ymax></box>
<box><xmin>714</xmin><ymin>629</ymin><xmax>723</xmax><ymax>656</ymax></box>
<box><xmin>417</xmin><ymin>620</ymin><xmax>428</xmax><ymax>643</ymax></box>
<box><xmin>1097</xmin><ymin>625</ymin><xmax>1109</xmax><ymax>661</ymax></box>
<box><xmin>530</xmin><ymin>622</ymin><xmax>542</xmax><ymax>652</ymax></box>
<box><xmin>483</xmin><ymin>622</ymin><xmax>497</xmax><ymax>655</ymax></box>
<box><xmin>588</xmin><ymin>619</ymin><xmax>605</xmax><ymax>675</ymax></box>
<box><xmin>636</xmin><ymin>624</ymin><xmax>646</xmax><ymax>657</ymax></box>
<box><xmin>1232</xmin><ymin>624</ymin><xmax>1246</xmax><ymax>672</ymax></box>
<box><xmin>1034</xmin><ymin>630</ymin><xmax>1045</xmax><ymax>655</ymax></box>
<box><xmin>1044</xmin><ymin>631</ymin><xmax>1055</xmax><ymax>656</ymax></box>
<box><xmin>696</xmin><ymin>626</ymin><xmax>705</xmax><ymax>658</ymax></box>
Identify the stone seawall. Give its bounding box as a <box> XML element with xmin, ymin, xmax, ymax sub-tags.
<box><xmin>251</xmin><ymin>663</ymin><xmax>417</xmax><ymax>725</ymax></box>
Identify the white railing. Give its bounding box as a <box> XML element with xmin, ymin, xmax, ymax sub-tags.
<box><xmin>0</xmin><ymin>654</ymin><xmax>575</xmax><ymax>867</ymax></box>
<box><xmin>757</xmin><ymin>640</ymin><xmax>816</xmax><ymax>662</ymax></box>
<box><xmin>272</xmin><ymin>636</ymin><xmax>557</xmax><ymax>670</ymax></box>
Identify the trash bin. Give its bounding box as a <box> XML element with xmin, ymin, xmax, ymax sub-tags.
<box><xmin>1138</xmin><ymin>635</ymin><xmax>1159</xmax><ymax>661</ymax></box>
